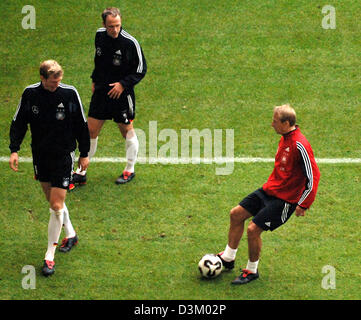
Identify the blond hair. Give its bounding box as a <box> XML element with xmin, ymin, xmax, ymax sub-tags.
<box><xmin>274</xmin><ymin>104</ymin><xmax>296</xmax><ymax>126</ymax></box>
<box><xmin>39</xmin><ymin>60</ymin><xmax>63</xmax><ymax>79</ymax></box>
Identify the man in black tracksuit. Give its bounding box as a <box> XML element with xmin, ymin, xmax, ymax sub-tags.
<box><xmin>9</xmin><ymin>60</ymin><xmax>90</xmax><ymax>277</ymax></box>
<box><xmin>72</xmin><ymin>7</ymin><xmax>147</xmax><ymax>186</ymax></box>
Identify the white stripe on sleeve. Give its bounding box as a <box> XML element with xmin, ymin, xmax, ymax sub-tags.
<box><xmin>296</xmin><ymin>141</ymin><xmax>313</xmax><ymax>205</ymax></box>
<box><xmin>121</xmin><ymin>29</ymin><xmax>143</xmax><ymax>73</ymax></box>
<box><xmin>13</xmin><ymin>82</ymin><xmax>41</xmax><ymax>121</ymax></box>
<box><xmin>59</xmin><ymin>83</ymin><xmax>87</xmax><ymax>123</ymax></box>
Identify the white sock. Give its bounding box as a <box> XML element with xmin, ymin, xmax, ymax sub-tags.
<box><xmin>246</xmin><ymin>259</ymin><xmax>259</xmax><ymax>273</ymax></box>
<box><xmin>62</xmin><ymin>203</ymin><xmax>76</xmax><ymax>239</ymax></box>
<box><xmin>89</xmin><ymin>137</ymin><xmax>98</xmax><ymax>159</ymax></box>
<box><xmin>77</xmin><ymin>137</ymin><xmax>98</xmax><ymax>175</ymax></box>
<box><xmin>222</xmin><ymin>244</ymin><xmax>238</xmax><ymax>262</ymax></box>
<box><xmin>45</xmin><ymin>208</ymin><xmax>64</xmax><ymax>261</ymax></box>
<box><xmin>124</xmin><ymin>133</ymin><xmax>139</xmax><ymax>173</ymax></box>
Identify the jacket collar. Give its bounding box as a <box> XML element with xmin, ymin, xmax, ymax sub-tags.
<box><xmin>283</xmin><ymin>125</ymin><xmax>299</xmax><ymax>138</ymax></box>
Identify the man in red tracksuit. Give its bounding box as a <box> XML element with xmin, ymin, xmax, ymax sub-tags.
<box><xmin>217</xmin><ymin>104</ymin><xmax>321</xmax><ymax>285</ymax></box>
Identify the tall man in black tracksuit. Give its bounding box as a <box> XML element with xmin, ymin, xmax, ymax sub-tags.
<box><xmin>72</xmin><ymin>7</ymin><xmax>147</xmax><ymax>187</ymax></box>
<box><xmin>9</xmin><ymin>60</ymin><xmax>90</xmax><ymax>276</ymax></box>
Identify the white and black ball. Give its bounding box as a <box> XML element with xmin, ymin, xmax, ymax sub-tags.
<box><xmin>198</xmin><ymin>254</ymin><xmax>223</xmax><ymax>279</ymax></box>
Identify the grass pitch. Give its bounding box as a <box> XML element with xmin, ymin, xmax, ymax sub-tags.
<box><xmin>0</xmin><ymin>0</ymin><xmax>360</xmax><ymax>300</ymax></box>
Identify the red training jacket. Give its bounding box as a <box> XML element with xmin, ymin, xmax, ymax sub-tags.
<box><xmin>263</xmin><ymin>126</ymin><xmax>320</xmax><ymax>209</ymax></box>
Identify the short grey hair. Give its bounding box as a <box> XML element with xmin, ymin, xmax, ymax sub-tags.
<box><xmin>274</xmin><ymin>104</ymin><xmax>297</xmax><ymax>126</ymax></box>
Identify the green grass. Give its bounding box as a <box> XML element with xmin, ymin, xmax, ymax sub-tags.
<box><xmin>0</xmin><ymin>0</ymin><xmax>360</xmax><ymax>300</ymax></box>
<box><xmin>0</xmin><ymin>163</ymin><xmax>360</xmax><ymax>299</ymax></box>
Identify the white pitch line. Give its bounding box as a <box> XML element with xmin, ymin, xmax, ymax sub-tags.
<box><xmin>1</xmin><ymin>156</ymin><xmax>361</xmax><ymax>164</ymax></box>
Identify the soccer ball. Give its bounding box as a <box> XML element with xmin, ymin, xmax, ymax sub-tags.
<box><xmin>198</xmin><ymin>254</ymin><xmax>223</xmax><ymax>279</ymax></box>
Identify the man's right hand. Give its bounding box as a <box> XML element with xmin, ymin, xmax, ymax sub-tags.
<box><xmin>9</xmin><ymin>152</ymin><xmax>19</xmax><ymax>172</ymax></box>
<box><xmin>92</xmin><ymin>82</ymin><xmax>95</xmax><ymax>93</ymax></box>
<box><xmin>78</xmin><ymin>156</ymin><xmax>89</xmax><ymax>172</ymax></box>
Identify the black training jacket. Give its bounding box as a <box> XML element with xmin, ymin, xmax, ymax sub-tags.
<box><xmin>91</xmin><ymin>27</ymin><xmax>147</xmax><ymax>91</ymax></box>
<box><xmin>9</xmin><ymin>82</ymin><xmax>90</xmax><ymax>157</ymax></box>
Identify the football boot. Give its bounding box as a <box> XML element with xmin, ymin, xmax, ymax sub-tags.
<box><xmin>115</xmin><ymin>171</ymin><xmax>135</xmax><ymax>184</ymax></box>
<box><xmin>72</xmin><ymin>172</ymin><xmax>87</xmax><ymax>185</ymax></box>
<box><xmin>59</xmin><ymin>235</ymin><xmax>78</xmax><ymax>253</ymax></box>
<box><xmin>42</xmin><ymin>260</ymin><xmax>55</xmax><ymax>277</ymax></box>
<box><xmin>217</xmin><ymin>251</ymin><xmax>235</xmax><ymax>270</ymax></box>
<box><xmin>231</xmin><ymin>269</ymin><xmax>259</xmax><ymax>285</ymax></box>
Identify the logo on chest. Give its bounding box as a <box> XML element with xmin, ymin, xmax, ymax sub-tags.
<box><xmin>56</xmin><ymin>103</ymin><xmax>66</xmax><ymax>120</ymax></box>
<box><xmin>278</xmin><ymin>146</ymin><xmax>291</xmax><ymax>171</ymax></box>
<box><xmin>281</xmin><ymin>147</ymin><xmax>290</xmax><ymax>163</ymax></box>
<box><xmin>32</xmin><ymin>105</ymin><xmax>39</xmax><ymax>115</ymax></box>
<box><xmin>113</xmin><ymin>49</ymin><xmax>122</xmax><ymax>66</ymax></box>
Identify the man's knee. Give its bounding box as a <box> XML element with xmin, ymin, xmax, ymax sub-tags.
<box><xmin>118</xmin><ymin>123</ymin><xmax>134</xmax><ymax>139</ymax></box>
<box><xmin>49</xmin><ymin>188</ymin><xmax>66</xmax><ymax>212</ymax></box>
<box><xmin>89</xmin><ymin>130</ymin><xmax>98</xmax><ymax>139</ymax></box>
<box><xmin>88</xmin><ymin>126</ymin><xmax>100</xmax><ymax>139</ymax></box>
<box><xmin>88</xmin><ymin>117</ymin><xmax>104</xmax><ymax>138</ymax></box>
<box><xmin>50</xmin><ymin>201</ymin><xmax>63</xmax><ymax>212</ymax></box>
<box><xmin>247</xmin><ymin>221</ymin><xmax>263</xmax><ymax>238</ymax></box>
<box><xmin>48</xmin><ymin>192</ymin><xmax>62</xmax><ymax>211</ymax></box>
<box><xmin>230</xmin><ymin>206</ymin><xmax>251</xmax><ymax>223</ymax></box>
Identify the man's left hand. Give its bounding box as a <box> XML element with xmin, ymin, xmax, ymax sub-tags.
<box><xmin>108</xmin><ymin>82</ymin><xmax>124</xmax><ymax>99</ymax></box>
